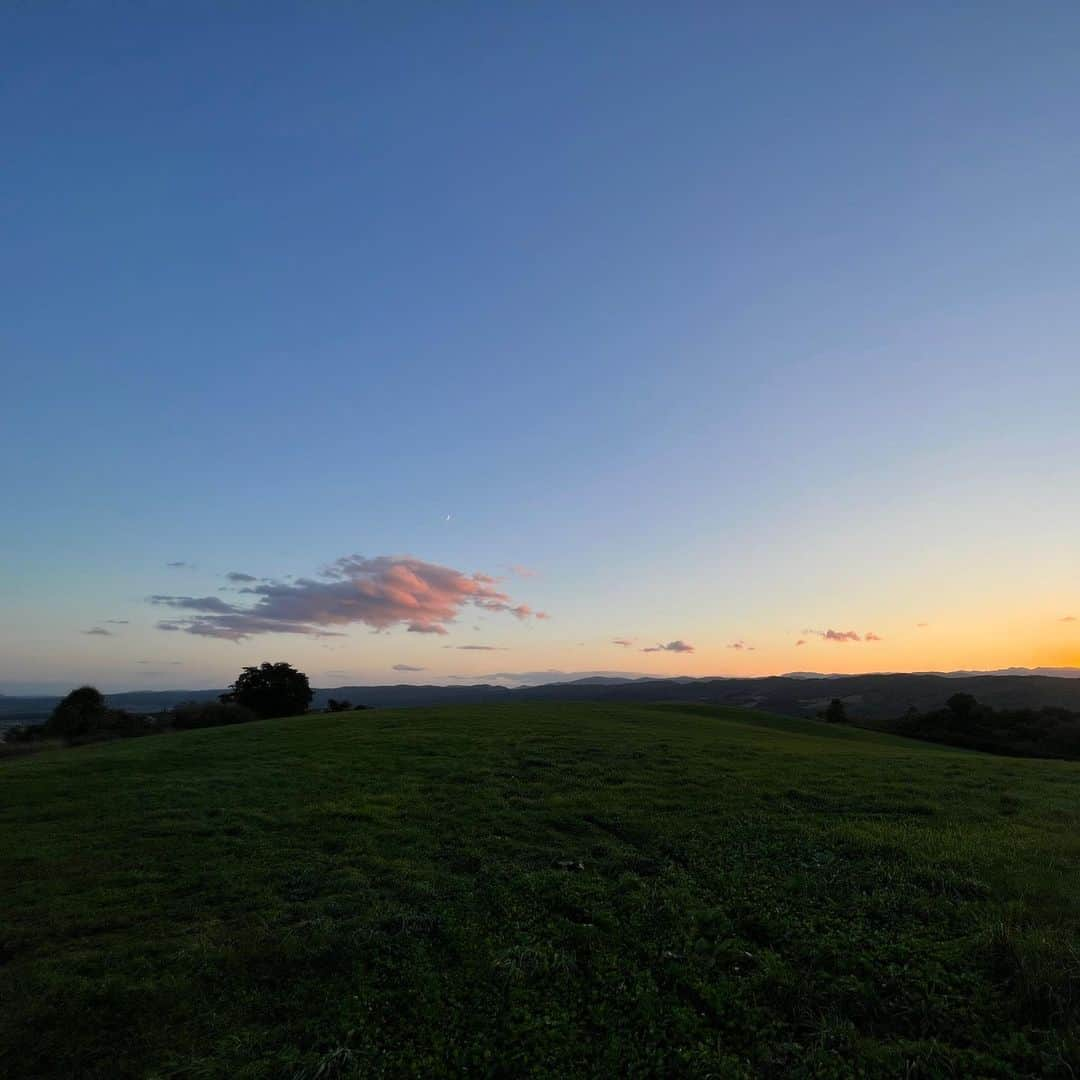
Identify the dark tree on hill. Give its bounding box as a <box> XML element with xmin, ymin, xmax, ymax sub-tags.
<box><xmin>824</xmin><ymin>698</ymin><xmax>847</xmax><ymax>724</ymax></box>
<box><xmin>326</xmin><ymin>698</ymin><xmax>353</xmax><ymax>713</ymax></box>
<box><xmin>221</xmin><ymin>662</ymin><xmax>312</xmax><ymax>719</ymax></box>
<box><xmin>946</xmin><ymin>692</ymin><xmax>979</xmax><ymax>730</ymax></box>
<box><xmin>46</xmin><ymin>686</ymin><xmax>108</xmax><ymax>737</ymax></box>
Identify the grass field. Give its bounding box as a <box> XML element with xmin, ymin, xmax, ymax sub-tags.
<box><xmin>2</xmin><ymin>702</ymin><xmax>1079</xmax><ymax>1078</ymax></box>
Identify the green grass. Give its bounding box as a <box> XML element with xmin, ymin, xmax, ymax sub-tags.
<box><xmin>2</xmin><ymin>702</ymin><xmax>1080</xmax><ymax>1078</ymax></box>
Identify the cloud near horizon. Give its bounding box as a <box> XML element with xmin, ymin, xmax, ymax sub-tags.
<box><xmin>392</xmin><ymin>663</ymin><xmax>426</xmax><ymax>672</ymax></box>
<box><xmin>83</xmin><ymin>627</ymin><xmax>112</xmax><ymax>636</ymax></box>
<box><xmin>642</xmin><ymin>640</ymin><xmax>695</xmax><ymax>653</ymax></box>
<box><xmin>804</xmin><ymin>628</ymin><xmax>877</xmax><ymax>643</ymax></box>
<box><xmin>150</xmin><ymin>556</ymin><xmax>546</xmax><ymax>641</ymax></box>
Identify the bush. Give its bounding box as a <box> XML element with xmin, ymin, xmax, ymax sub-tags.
<box><xmin>326</xmin><ymin>698</ymin><xmax>353</xmax><ymax>713</ymax></box>
<box><xmin>171</xmin><ymin>701</ymin><xmax>258</xmax><ymax>730</ymax></box>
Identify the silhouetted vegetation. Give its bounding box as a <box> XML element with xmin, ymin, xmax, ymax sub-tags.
<box><xmin>38</xmin><ymin>686</ymin><xmax>157</xmax><ymax>745</ymax></box>
<box><xmin>822</xmin><ymin>697</ymin><xmax>847</xmax><ymax>723</ymax></box>
<box><xmin>887</xmin><ymin>694</ymin><xmax>1080</xmax><ymax>759</ymax></box>
<box><xmin>326</xmin><ymin>697</ymin><xmax>365</xmax><ymax>713</ymax></box>
<box><xmin>221</xmin><ymin>662</ymin><xmax>313</xmax><ymax>719</ymax></box>
<box><xmin>171</xmin><ymin>701</ymin><xmax>257</xmax><ymax>730</ymax></box>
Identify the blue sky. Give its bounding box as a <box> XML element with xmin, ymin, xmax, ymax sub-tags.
<box><xmin>3</xmin><ymin>3</ymin><xmax>1080</xmax><ymax>692</ymax></box>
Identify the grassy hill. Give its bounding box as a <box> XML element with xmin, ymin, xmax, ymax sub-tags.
<box><xmin>2</xmin><ymin>703</ymin><xmax>1079</xmax><ymax>1077</ymax></box>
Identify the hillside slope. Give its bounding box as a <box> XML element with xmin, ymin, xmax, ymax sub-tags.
<box><xmin>2</xmin><ymin>703</ymin><xmax>1079</xmax><ymax>1077</ymax></box>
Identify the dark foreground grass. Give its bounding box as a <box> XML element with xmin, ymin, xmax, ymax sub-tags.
<box><xmin>2</xmin><ymin>703</ymin><xmax>1080</xmax><ymax>1078</ymax></box>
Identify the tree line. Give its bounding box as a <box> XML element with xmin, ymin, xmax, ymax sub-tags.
<box><xmin>3</xmin><ymin>663</ymin><xmax>366</xmax><ymax>748</ymax></box>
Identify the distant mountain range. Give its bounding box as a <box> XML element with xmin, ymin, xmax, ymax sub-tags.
<box><xmin>5</xmin><ymin>668</ymin><xmax>1080</xmax><ymax>729</ymax></box>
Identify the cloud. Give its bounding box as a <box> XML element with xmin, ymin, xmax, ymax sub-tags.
<box><xmin>167</xmin><ymin>561</ymin><xmax>193</xmax><ymax>568</ymax></box>
<box><xmin>642</xmin><ymin>640</ymin><xmax>695</xmax><ymax>653</ymax></box>
<box><xmin>226</xmin><ymin>572</ymin><xmax>258</xmax><ymax>583</ymax></box>
<box><xmin>151</xmin><ymin>595</ymin><xmax>237</xmax><ymax>614</ymax></box>
<box><xmin>612</xmin><ymin>638</ymin><xmax>634</xmax><ymax>647</ymax></box>
<box><xmin>105</xmin><ymin>619</ymin><xmax>129</xmax><ymax>625</ymax></box>
<box><xmin>393</xmin><ymin>664</ymin><xmax>426</xmax><ymax>672</ymax></box>
<box><xmin>727</xmin><ymin>640</ymin><xmax>755</xmax><ymax>651</ymax></box>
<box><xmin>444</xmin><ymin>644</ymin><xmax>505</xmax><ymax>651</ymax></box>
<box><xmin>805</xmin><ymin>628</ymin><xmax>862</xmax><ymax>643</ymax></box>
<box><xmin>864</xmin><ymin>632</ymin><xmax>883</xmax><ymax>642</ymax></box>
<box><xmin>917</xmin><ymin>622</ymin><xmax>930</xmax><ymax>628</ymax></box>
<box><xmin>83</xmin><ymin>627</ymin><xmax>112</xmax><ymax>636</ymax></box>
<box><xmin>795</xmin><ymin>639</ymin><xmax>807</xmax><ymax>646</ymax></box>
<box><xmin>149</xmin><ymin>555</ymin><xmax>544</xmax><ymax>641</ymax></box>
<box><xmin>1061</xmin><ymin>616</ymin><xmax>1077</xmax><ymax>623</ymax></box>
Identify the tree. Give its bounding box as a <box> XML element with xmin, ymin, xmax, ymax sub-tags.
<box><xmin>221</xmin><ymin>662</ymin><xmax>312</xmax><ymax>719</ymax></box>
<box><xmin>946</xmin><ymin>692</ymin><xmax>978</xmax><ymax>728</ymax></box>
<box><xmin>46</xmin><ymin>685</ymin><xmax>108</xmax><ymax>738</ymax></box>
<box><xmin>326</xmin><ymin>698</ymin><xmax>353</xmax><ymax>713</ymax></box>
<box><xmin>824</xmin><ymin>698</ymin><xmax>847</xmax><ymax>724</ymax></box>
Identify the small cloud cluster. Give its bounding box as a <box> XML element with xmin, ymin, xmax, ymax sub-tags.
<box><xmin>803</xmin><ymin>628</ymin><xmax>881</xmax><ymax>644</ymax></box>
<box><xmin>727</xmin><ymin>640</ymin><xmax>755</xmax><ymax>652</ymax></box>
<box><xmin>642</xmin><ymin>640</ymin><xmax>694</xmax><ymax>653</ymax></box>
<box><xmin>150</xmin><ymin>555</ymin><xmax>546</xmax><ymax>641</ymax></box>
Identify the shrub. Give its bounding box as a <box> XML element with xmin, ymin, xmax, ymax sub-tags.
<box><xmin>171</xmin><ymin>701</ymin><xmax>258</xmax><ymax>730</ymax></box>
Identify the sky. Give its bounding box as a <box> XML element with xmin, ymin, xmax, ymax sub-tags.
<box><xmin>3</xmin><ymin>3</ymin><xmax>1080</xmax><ymax>693</ymax></box>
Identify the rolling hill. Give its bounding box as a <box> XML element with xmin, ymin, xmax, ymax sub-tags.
<box><xmin>2</xmin><ymin>701</ymin><xmax>1078</xmax><ymax>1076</ymax></box>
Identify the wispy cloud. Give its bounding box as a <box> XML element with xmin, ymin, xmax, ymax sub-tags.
<box><xmin>105</xmin><ymin>619</ymin><xmax>129</xmax><ymax>625</ymax></box>
<box><xmin>167</xmin><ymin>561</ymin><xmax>193</xmax><ymax>569</ymax></box>
<box><xmin>152</xmin><ymin>595</ymin><xmax>236</xmax><ymax>614</ymax></box>
<box><xmin>1061</xmin><ymin>616</ymin><xmax>1077</xmax><ymax>623</ymax></box>
<box><xmin>612</xmin><ymin>638</ymin><xmax>634</xmax><ymax>647</ymax></box>
<box><xmin>393</xmin><ymin>663</ymin><xmax>426</xmax><ymax>672</ymax></box>
<box><xmin>727</xmin><ymin>640</ymin><xmax>754</xmax><ymax>651</ymax></box>
<box><xmin>795</xmin><ymin>639</ymin><xmax>807</xmax><ymax>646</ymax></box>
<box><xmin>82</xmin><ymin>627</ymin><xmax>112</xmax><ymax>636</ymax></box>
<box><xmin>864</xmin><ymin>632</ymin><xmax>883</xmax><ymax>642</ymax></box>
<box><xmin>917</xmin><ymin>622</ymin><xmax>930</xmax><ymax>628</ymax></box>
<box><xmin>642</xmin><ymin>640</ymin><xmax>694</xmax><ymax>653</ymax></box>
<box><xmin>444</xmin><ymin>644</ymin><xmax>506</xmax><ymax>651</ymax></box>
<box><xmin>804</xmin><ymin>628</ymin><xmax>862</xmax><ymax>643</ymax></box>
<box><xmin>226</xmin><ymin>571</ymin><xmax>258</xmax><ymax>583</ymax></box>
<box><xmin>148</xmin><ymin>555</ymin><xmax>545</xmax><ymax>641</ymax></box>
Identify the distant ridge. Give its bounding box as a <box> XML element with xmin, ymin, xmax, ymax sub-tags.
<box><xmin>7</xmin><ymin>669</ymin><xmax>1080</xmax><ymax>729</ymax></box>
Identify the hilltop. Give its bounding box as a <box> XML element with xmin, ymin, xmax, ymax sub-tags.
<box><xmin>2</xmin><ymin>701</ymin><xmax>1079</xmax><ymax>1076</ymax></box>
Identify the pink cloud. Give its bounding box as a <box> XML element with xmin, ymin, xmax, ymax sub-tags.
<box><xmin>795</xmin><ymin>639</ymin><xmax>807</xmax><ymax>646</ymax></box>
<box><xmin>150</xmin><ymin>555</ymin><xmax>544</xmax><ymax>641</ymax></box>
<box><xmin>642</xmin><ymin>640</ymin><xmax>695</xmax><ymax>653</ymax></box>
<box><xmin>864</xmin><ymin>632</ymin><xmax>882</xmax><ymax>642</ymax></box>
